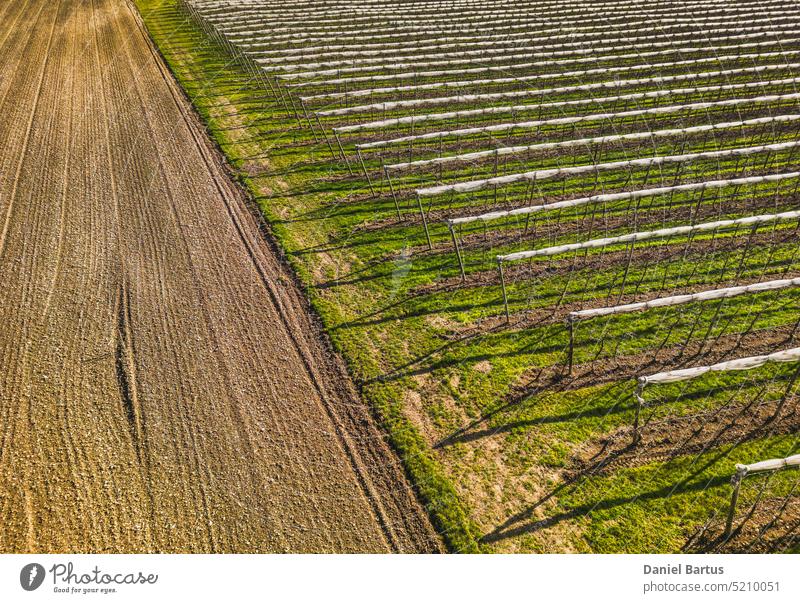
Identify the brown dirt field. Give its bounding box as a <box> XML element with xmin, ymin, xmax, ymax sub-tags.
<box><xmin>0</xmin><ymin>0</ymin><xmax>441</xmax><ymax>553</ymax></box>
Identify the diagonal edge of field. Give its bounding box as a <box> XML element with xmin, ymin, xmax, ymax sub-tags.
<box><xmin>128</xmin><ymin>0</ymin><xmax>448</xmax><ymax>553</ymax></box>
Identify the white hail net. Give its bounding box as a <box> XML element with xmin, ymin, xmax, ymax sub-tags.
<box><xmin>497</xmin><ymin>210</ymin><xmax>800</xmax><ymax>262</ymax></box>
<box><xmin>418</xmin><ymin>139</ymin><xmax>800</xmax><ymax>197</ymax></box>
<box><xmin>569</xmin><ymin>277</ymin><xmax>800</xmax><ymax>321</ymax></box>
<box><xmin>640</xmin><ymin>347</ymin><xmax>800</xmax><ymax>385</ymax></box>
<box><xmin>739</xmin><ymin>454</ymin><xmax>800</xmax><ymax>474</ymax></box>
<box><xmin>389</xmin><ymin>115</ymin><xmax>800</xmax><ymax>172</ymax></box>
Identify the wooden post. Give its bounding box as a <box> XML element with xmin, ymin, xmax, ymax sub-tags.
<box><xmin>416</xmin><ymin>194</ymin><xmax>432</xmax><ymax>250</ymax></box>
<box><xmin>449</xmin><ymin>223</ymin><xmax>465</xmax><ymax>281</ymax></box>
<box><xmin>334</xmin><ymin>132</ymin><xmax>354</xmax><ymax>174</ymax></box>
<box><xmin>316</xmin><ymin>116</ymin><xmax>338</xmax><ymax>161</ymax></box>
<box><xmin>260</xmin><ymin>69</ymin><xmax>280</xmax><ymax>102</ymax></box>
<box><xmin>724</xmin><ymin>465</ymin><xmax>749</xmax><ymax>540</ymax></box>
<box><xmin>286</xmin><ymin>88</ymin><xmax>303</xmax><ymax>124</ymax></box>
<box><xmin>300</xmin><ymin>100</ymin><xmax>319</xmax><ymax>142</ymax></box>
<box><xmin>566</xmin><ymin>317</ymin><xmax>576</xmax><ymax>375</ymax></box>
<box><xmin>274</xmin><ymin>79</ymin><xmax>294</xmax><ymax>117</ymax></box>
<box><xmin>632</xmin><ymin>379</ymin><xmax>646</xmax><ymax>445</ymax></box>
<box><xmin>385</xmin><ymin>167</ymin><xmax>402</xmax><ymax>219</ymax></box>
<box><xmin>498</xmin><ymin>259</ymin><xmax>510</xmax><ymax>322</ymax></box>
<box><xmin>357</xmin><ymin>149</ymin><xmax>375</xmax><ymax>196</ymax></box>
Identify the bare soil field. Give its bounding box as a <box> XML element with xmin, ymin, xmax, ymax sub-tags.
<box><xmin>0</xmin><ymin>0</ymin><xmax>440</xmax><ymax>553</ymax></box>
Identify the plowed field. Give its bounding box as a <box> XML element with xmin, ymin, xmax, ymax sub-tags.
<box><xmin>0</xmin><ymin>0</ymin><xmax>440</xmax><ymax>553</ymax></box>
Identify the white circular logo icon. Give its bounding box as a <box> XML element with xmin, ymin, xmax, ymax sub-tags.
<box><xmin>20</xmin><ymin>563</ymin><xmax>45</xmax><ymax>591</ymax></box>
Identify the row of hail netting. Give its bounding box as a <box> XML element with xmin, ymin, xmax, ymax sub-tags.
<box><xmin>577</xmin><ymin>346</ymin><xmax>800</xmax><ymax>472</ymax></box>
<box><xmin>180</xmin><ymin>0</ymin><xmax>800</xmax><ymax>547</ymax></box>
<box><xmin>627</xmin><ymin>349</ymin><xmax>800</xmax><ymax>552</ymax></box>
<box><xmin>709</xmin><ymin>463</ymin><xmax>800</xmax><ymax>552</ymax></box>
<box><xmin>572</xmin><ymin>345</ymin><xmax>800</xmax><ymax>552</ymax></box>
<box><xmin>182</xmin><ymin>0</ymin><xmax>800</xmax><ymax>396</ymax></box>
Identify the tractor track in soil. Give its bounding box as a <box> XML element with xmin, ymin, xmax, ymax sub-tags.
<box><xmin>0</xmin><ymin>0</ymin><xmax>441</xmax><ymax>553</ymax></box>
